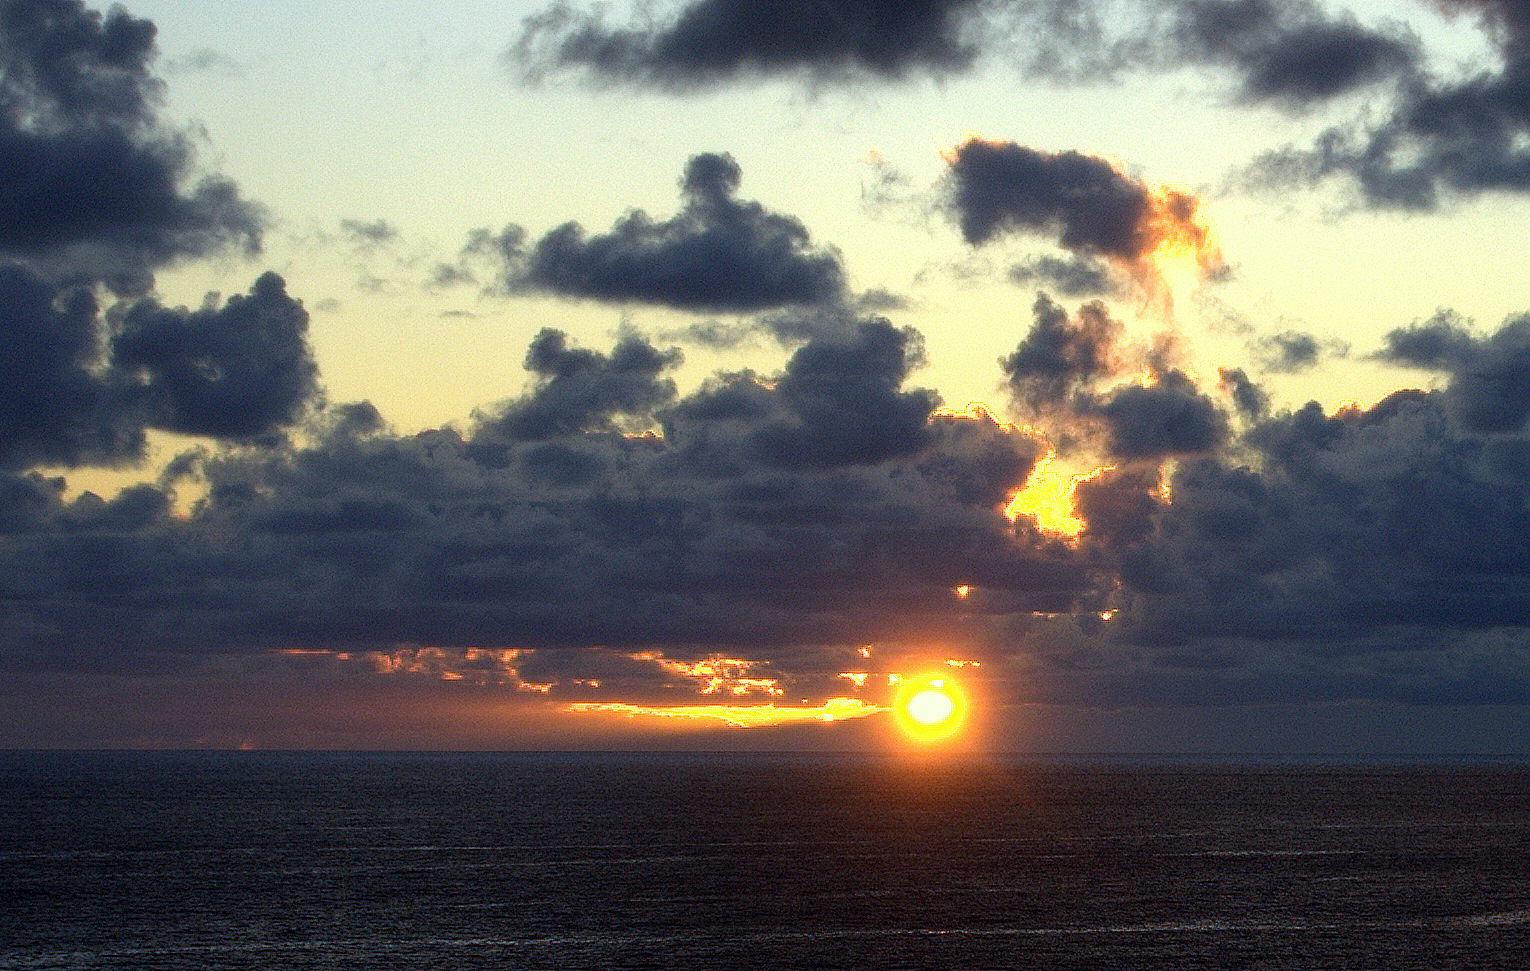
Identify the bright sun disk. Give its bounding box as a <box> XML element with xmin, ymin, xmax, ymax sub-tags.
<box><xmin>894</xmin><ymin>675</ymin><xmax>967</xmax><ymax>742</ymax></box>
<box><xmin>907</xmin><ymin>687</ymin><xmax>954</xmax><ymax>726</ymax></box>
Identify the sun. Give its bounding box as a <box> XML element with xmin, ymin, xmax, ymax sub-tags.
<box><xmin>893</xmin><ymin>675</ymin><xmax>967</xmax><ymax>743</ymax></box>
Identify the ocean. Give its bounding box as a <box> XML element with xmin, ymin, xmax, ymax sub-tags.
<box><xmin>3</xmin><ymin>751</ymin><xmax>1529</xmax><ymax>969</ymax></box>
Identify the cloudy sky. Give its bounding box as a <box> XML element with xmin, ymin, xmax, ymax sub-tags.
<box><xmin>8</xmin><ymin>0</ymin><xmax>1530</xmax><ymax>752</ymax></box>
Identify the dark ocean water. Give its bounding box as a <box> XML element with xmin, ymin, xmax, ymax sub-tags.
<box><xmin>3</xmin><ymin>752</ymin><xmax>1530</xmax><ymax>970</ymax></box>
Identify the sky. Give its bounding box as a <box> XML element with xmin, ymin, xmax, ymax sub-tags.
<box><xmin>7</xmin><ymin>0</ymin><xmax>1530</xmax><ymax>753</ymax></box>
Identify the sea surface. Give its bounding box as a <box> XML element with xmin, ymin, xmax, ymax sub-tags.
<box><xmin>3</xmin><ymin>751</ymin><xmax>1530</xmax><ymax>970</ymax></box>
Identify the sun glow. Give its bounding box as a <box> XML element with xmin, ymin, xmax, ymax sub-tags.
<box><xmin>1005</xmin><ymin>448</ymin><xmax>1114</xmax><ymax>539</ymax></box>
<box><xmin>893</xmin><ymin>674</ymin><xmax>967</xmax><ymax>743</ymax></box>
<box><xmin>565</xmin><ymin>697</ymin><xmax>881</xmax><ymax>729</ymax></box>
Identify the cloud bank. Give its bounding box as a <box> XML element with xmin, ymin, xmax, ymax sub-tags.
<box><xmin>13</xmin><ymin>0</ymin><xmax>1530</xmax><ymax>749</ymax></box>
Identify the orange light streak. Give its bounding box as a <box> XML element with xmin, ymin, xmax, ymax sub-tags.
<box><xmin>565</xmin><ymin>697</ymin><xmax>883</xmax><ymax>729</ymax></box>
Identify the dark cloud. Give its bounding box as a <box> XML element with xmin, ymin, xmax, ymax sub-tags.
<box><xmin>0</xmin><ymin>263</ymin><xmax>134</xmax><ymax>470</ymax></box>
<box><xmin>512</xmin><ymin>0</ymin><xmax>984</xmax><ymax>87</ymax></box>
<box><xmin>1172</xmin><ymin>0</ymin><xmax>1420</xmax><ymax>106</ymax></box>
<box><xmin>943</xmin><ymin>138</ymin><xmax>1220</xmax><ymax>290</ymax></box>
<box><xmin>475</xmin><ymin>328</ymin><xmax>683</xmax><ymax>444</ymax></box>
<box><xmin>1217</xmin><ymin>366</ymin><xmax>1270</xmax><ymax>419</ymax></box>
<box><xmin>0</xmin><ymin>0</ymin><xmax>160</xmax><ymax>128</ymax></box>
<box><xmin>0</xmin><ymin>321</ymin><xmax>1072</xmax><ymax>690</ymax></box>
<box><xmin>749</xmin><ymin>316</ymin><xmax>939</xmax><ymax>469</ymax></box>
<box><xmin>1241</xmin><ymin>0</ymin><xmax>1530</xmax><ymax>208</ymax></box>
<box><xmin>946</xmin><ymin>139</ymin><xmax>1158</xmax><ymax>257</ymax></box>
<box><xmin>1378</xmin><ymin>309</ymin><xmax>1478</xmax><ymax>370</ymax></box>
<box><xmin>1251</xmin><ymin>328</ymin><xmax>1348</xmax><ymax>373</ymax></box>
<box><xmin>511</xmin><ymin>0</ymin><xmax>1421</xmax><ymax>113</ymax></box>
<box><xmin>0</xmin><ymin>265</ymin><xmax>318</xmax><ymax>470</ymax></box>
<box><xmin>1380</xmin><ymin>310</ymin><xmax>1530</xmax><ymax>433</ymax></box>
<box><xmin>1001</xmin><ymin>293</ymin><xmax>1123</xmax><ymax>413</ymax></box>
<box><xmin>109</xmin><ymin>271</ymin><xmax>321</xmax><ymax>440</ymax></box>
<box><xmin>1117</xmin><ymin>387</ymin><xmax>1530</xmax><ymax>657</ymax></box>
<box><xmin>16</xmin><ymin>303</ymin><xmax>1530</xmax><ymax>716</ymax></box>
<box><xmin>1074</xmin><ymin>465</ymin><xmax>1163</xmax><ymax>544</ymax></box>
<box><xmin>497</xmin><ymin>153</ymin><xmax>845</xmax><ymax>312</ymax></box>
<box><xmin>0</xmin><ymin>0</ymin><xmax>263</xmax><ymax>289</ymax></box>
<box><xmin>1090</xmin><ymin>369</ymin><xmax>1231</xmax><ymax>460</ymax></box>
<box><xmin>1007</xmin><ymin>253</ymin><xmax>1121</xmax><ymax>297</ymax></box>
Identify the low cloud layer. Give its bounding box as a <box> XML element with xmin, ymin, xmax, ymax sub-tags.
<box><xmin>12</xmin><ymin>283</ymin><xmax>1530</xmax><ymax>721</ymax></box>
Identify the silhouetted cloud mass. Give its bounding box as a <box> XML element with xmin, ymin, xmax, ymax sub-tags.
<box><xmin>1170</xmin><ymin>0</ymin><xmax>1419</xmax><ymax>106</ymax></box>
<box><xmin>943</xmin><ymin>137</ymin><xmax>1216</xmax><ymax>285</ymax></box>
<box><xmin>0</xmin><ymin>0</ymin><xmax>263</xmax><ymax>290</ymax></box>
<box><xmin>496</xmin><ymin>153</ymin><xmax>846</xmax><ymax>312</ymax></box>
<box><xmin>1381</xmin><ymin>310</ymin><xmax>1530</xmax><ymax>433</ymax></box>
<box><xmin>1090</xmin><ymin>369</ymin><xmax>1231</xmax><ymax>460</ymax></box>
<box><xmin>18</xmin><ymin>0</ymin><xmax>1530</xmax><ymax>744</ymax></box>
<box><xmin>1001</xmin><ymin>293</ymin><xmax>1123</xmax><ymax>412</ymax></box>
<box><xmin>476</xmin><ymin>328</ymin><xmax>683</xmax><ymax>444</ymax></box>
<box><xmin>513</xmin><ymin>0</ymin><xmax>984</xmax><ymax>86</ymax></box>
<box><xmin>110</xmin><ymin>271</ymin><xmax>320</xmax><ymax>439</ymax></box>
<box><xmin>0</xmin><ymin>263</ymin><xmax>135</xmax><ymax>470</ymax></box>
<box><xmin>0</xmin><ymin>322</ymin><xmax>1069</xmax><ymax>680</ymax></box>
<box><xmin>0</xmin><ymin>266</ymin><xmax>319</xmax><ymax>470</ymax></box>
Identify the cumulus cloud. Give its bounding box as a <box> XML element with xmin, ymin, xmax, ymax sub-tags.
<box><xmin>475</xmin><ymin>327</ymin><xmax>683</xmax><ymax>444</ymax></box>
<box><xmin>15</xmin><ymin>295</ymin><xmax>1530</xmax><ymax>717</ymax></box>
<box><xmin>1089</xmin><ymin>369</ymin><xmax>1231</xmax><ymax>460</ymax></box>
<box><xmin>1001</xmin><ymin>293</ymin><xmax>1124</xmax><ymax>413</ymax></box>
<box><xmin>1380</xmin><ymin>310</ymin><xmax>1530</xmax><ymax>433</ymax></box>
<box><xmin>0</xmin><ymin>0</ymin><xmax>263</xmax><ymax>290</ymax></box>
<box><xmin>943</xmin><ymin>138</ymin><xmax>1223</xmax><ymax>295</ymax></box>
<box><xmin>109</xmin><ymin>271</ymin><xmax>321</xmax><ymax>440</ymax></box>
<box><xmin>484</xmin><ymin>153</ymin><xmax>845</xmax><ymax>312</ymax></box>
<box><xmin>0</xmin><ymin>266</ymin><xmax>319</xmax><ymax>470</ymax></box>
<box><xmin>0</xmin><ymin>263</ymin><xmax>136</xmax><ymax>470</ymax></box>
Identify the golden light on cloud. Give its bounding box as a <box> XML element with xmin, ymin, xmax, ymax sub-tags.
<box><xmin>565</xmin><ymin>697</ymin><xmax>882</xmax><ymax>729</ymax></box>
<box><xmin>892</xmin><ymin>674</ymin><xmax>967</xmax><ymax>743</ymax></box>
<box><xmin>1004</xmin><ymin>448</ymin><xmax>1114</xmax><ymax>539</ymax></box>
